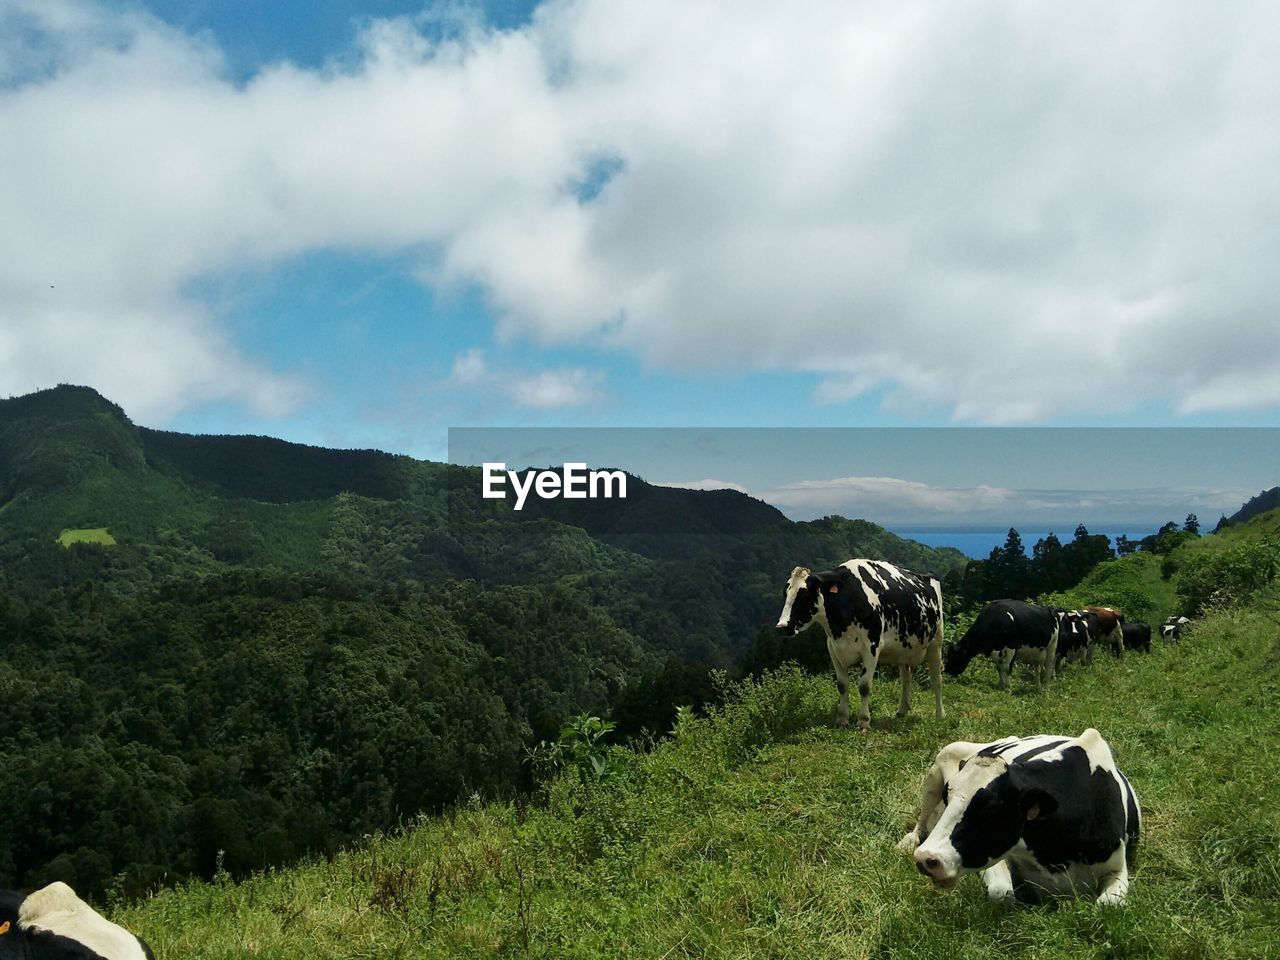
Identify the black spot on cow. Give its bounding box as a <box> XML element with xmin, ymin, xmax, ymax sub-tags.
<box><xmin>1015</xmin><ymin>747</ymin><xmax>1129</xmax><ymax>871</ymax></box>
<box><xmin>949</xmin><ymin>775</ymin><xmax>1024</xmax><ymax>869</ymax></box>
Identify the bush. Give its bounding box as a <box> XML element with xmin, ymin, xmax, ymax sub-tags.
<box><xmin>1175</xmin><ymin>539</ymin><xmax>1280</xmax><ymax>615</ymax></box>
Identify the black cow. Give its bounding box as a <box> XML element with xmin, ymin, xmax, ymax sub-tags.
<box><xmin>775</xmin><ymin>560</ymin><xmax>944</xmax><ymax>730</ymax></box>
<box><xmin>0</xmin><ymin>883</ymin><xmax>153</xmax><ymax>959</ymax></box>
<box><xmin>896</xmin><ymin>730</ymin><xmax>1140</xmax><ymax>905</ymax></box>
<box><xmin>1122</xmin><ymin>622</ymin><xmax>1152</xmax><ymax>653</ymax></box>
<box><xmin>945</xmin><ymin>600</ymin><xmax>1060</xmax><ymax>691</ymax></box>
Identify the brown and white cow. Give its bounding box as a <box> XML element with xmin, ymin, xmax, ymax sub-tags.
<box><xmin>1082</xmin><ymin>606</ymin><xmax>1126</xmax><ymax>658</ymax></box>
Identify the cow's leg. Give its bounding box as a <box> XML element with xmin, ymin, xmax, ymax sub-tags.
<box><xmin>856</xmin><ymin>661</ymin><xmax>875</xmax><ymax>731</ymax></box>
<box><xmin>895</xmin><ymin>740</ymin><xmax>981</xmax><ymax>854</ymax></box>
<box><xmin>832</xmin><ymin>663</ymin><xmax>852</xmax><ymax>728</ymax></box>
<box><xmin>1085</xmin><ymin>642</ymin><xmax>1095</xmax><ymax>666</ymax></box>
<box><xmin>995</xmin><ymin>651</ymin><xmax>1011</xmax><ymax>690</ymax></box>
<box><xmin>1096</xmin><ymin>866</ymin><xmax>1130</xmax><ymax>906</ymax></box>
<box><xmin>983</xmin><ymin>860</ymin><xmax>1016</xmax><ymax>903</ymax></box>
<box><xmin>1045</xmin><ymin>634</ymin><xmax>1057</xmax><ymax>683</ymax></box>
<box><xmin>928</xmin><ymin>633</ymin><xmax>945</xmax><ymax>720</ymax></box>
<box><xmin>896</xmin><ymin>664</ymin><xmax>912</xmax><ymax>718</ymax></box>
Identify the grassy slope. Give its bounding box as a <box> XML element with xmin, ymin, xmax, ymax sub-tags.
<box><xmin>57</xmin><ymin>527</ymin><xmax>116</xmax><ymax>546</ymax></box>
<box><xmin>119</xmin><ymin>586</ymin><xmax>1280</xmax><ymax>959</ymax></box>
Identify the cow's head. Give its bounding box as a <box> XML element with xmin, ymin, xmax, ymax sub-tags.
<box><xmin>913</xmin><ymin>756</ymin><xmax>1058</xmax><ymax>887</ymax></box>
<box><xmin>775</xmin><ymin>566</ymin><xmax>821</xmax><ymax>637</ymax></box>
<box><xmin>942</xmin><ymin>642</ymin><xmax>970</xmax><ymax>677</ymax></box>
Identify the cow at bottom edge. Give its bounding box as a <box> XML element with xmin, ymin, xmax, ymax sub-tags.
<box><xmin>895</xmin><ymin>729</ymin><xmax>1140</xmax><ymax>906</ymax></box>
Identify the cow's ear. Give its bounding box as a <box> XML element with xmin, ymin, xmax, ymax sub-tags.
<box><xmin>1021</xmin><ymin>789</ymin><xmax>1058</xmax><ymax>821</ymax></box>
<box><xmin>1008</xmin><ymin>766</ymin><xmax>1058</xmax><ymax>821</ymax></box>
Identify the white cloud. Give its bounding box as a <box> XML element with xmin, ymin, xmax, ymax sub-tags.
<box><xmin>450</xmin><ymin>347</ymin><xmax>488</xmax><ymax>385</ymax></box>
<box><xmin>3</xmin><ymin>0</ymin><xmax>1279</xmax><ymax>421</ymax></box>
<box><xmin>446</xmin><ymin>349</ymin><xmax>605</xmax><ymax>410</ymax></box>
<box><xmin>759</xmin><ymin>476</ymin><xmax>1016</xmax><ymax>520</ymax></box>
<box><xmin>750</xmin><ymin>475</ymin><xmax>1252</xmax><ymax>525</ymax></box>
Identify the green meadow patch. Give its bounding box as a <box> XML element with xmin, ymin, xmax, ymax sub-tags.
<box><xmin>118</xmin><ymin>588</ymin><xmax>1280</xmax><ymax>959</ymax></box>
<box><xmin>56</xmin><ymin>526</ymin><xmax>116</xmax><ymax>547</ymax></box>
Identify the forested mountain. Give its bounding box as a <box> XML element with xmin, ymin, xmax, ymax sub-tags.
<box><xmin>1230</xmin><ymin>486</ymin><xmax>1280</xmax><ymax>525</ymax></box>
<box><xmin>0</xmin><ymin>385</ymin><xmax>967</xmax><ymax>899</ymax></box>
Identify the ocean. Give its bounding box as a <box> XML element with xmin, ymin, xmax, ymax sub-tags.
<box><xmin>891</xmin><ymin>528</ymin><xmax>1155</xmax><ymax>560</ymax></box>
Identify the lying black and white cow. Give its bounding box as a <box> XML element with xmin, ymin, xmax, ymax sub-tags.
<box><xmin>896</xmin><ymin>730</ymin><xmax>1140</xmax><ymax>905</ymax></box>
<box><xmin>1122</xmin><ymin>622</ymin><xmax>1152</xmax><ymax>653</ymax></box>
<box><xmin>1162</xmin><ymin>616</ymin><xmax>1192</xmax><ymax>643</ymax></box>
<box><xmin>0</xmin><ymin>882</ymin><xmax>153</xmax><ymax>959</ymax></box>
<box><xmin>775</xmin><ymin>560</ymin><xmax>944</xmax><ymax>730</ymax></box>
<box><xmin>944</xmin><ymin>600</ymin><xmax>1060</xmax><ymax>691</ymax></box>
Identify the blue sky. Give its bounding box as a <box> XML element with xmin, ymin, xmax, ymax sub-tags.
<box><xmin>2</xmin><ymin>0</ymin><xmax>1278</xmax><ymax>525</ymax></box>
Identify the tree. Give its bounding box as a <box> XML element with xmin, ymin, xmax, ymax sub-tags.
<box><xmin>1213</xmin><ymin>514</ymin><xmax>1230</xmax><ymax>534</ymax></box>
<box><xmin>982</xmin><ymin>529</ymin><xmax>1032</xmax><ymax>599</ymax></box>
<box><xmin>1184</xmin><ymin>514</ymin><xmax>1200</xmax><ymax>535</ymax></box>
<box><xmin>1031</xmin><ymin>533</ymin><xmax>1069</xmax><ymax>593</ymax></box>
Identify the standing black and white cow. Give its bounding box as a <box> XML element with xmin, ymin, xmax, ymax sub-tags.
<box><xmin>1055</xmin><ymin>610</ymin><xmax>1094</xmax><ymax>669</ymax></box>
<box><xmin>896</xmin><ymin>730</ymin><xmax>1140</xmax><ymax>905</ymax></box>
<box><xmin>1122</xmin><ymin>622</ymin><xmax>1152</xmax><ymax>653</ymax></box>
<box><xmin>1162</xmin><ymin>616</ymin><xmax>1192</xmax><ymax>643</ymax></box>
<box><xmin>0</xmin><ymin>882</ymin><xmax>154</xmax><ymax>959</ymax></box>
<box><xmin>944</xmin><ymin>600</ymin><xmax>1060</xmax><ymax>691</ymax></box>
<box><xmin>775</xmin><ymin>560</ymin><xmax>944</xmax><ymax>730</ymax></box>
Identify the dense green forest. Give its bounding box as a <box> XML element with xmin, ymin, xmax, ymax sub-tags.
<box><xmin>0</xmin><ymin>386</ymin><xmax>973</xmax><ymax>899</ymax></box>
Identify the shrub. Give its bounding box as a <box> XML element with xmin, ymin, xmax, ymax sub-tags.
<box><xmin>1175</xmin><ymin>539</ymin><xmax>1280</xmax><ymax>615</ymax></box>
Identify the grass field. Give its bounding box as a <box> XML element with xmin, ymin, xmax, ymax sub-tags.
<box><xmin>56</xmin><ymin>526</ymin><xmax>117</xmax><ymax>546</ymax></box>
<box><xmin>117</xmin><ymin>585</ymin><xmax>1280</xmax><ymax>959</ymax></box>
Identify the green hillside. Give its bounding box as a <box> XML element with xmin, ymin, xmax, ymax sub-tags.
<box><xmin>117</xmin><ymin>583</ymin><xmax>1280</xmax><ymax>959</ymax></box>
<box><xmin>0</xmin><ymin>385</ymin><xmax>969</xmax><ymax>899</ymax></box>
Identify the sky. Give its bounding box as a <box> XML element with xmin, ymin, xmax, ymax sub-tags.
<box><xmin>450</xmin><ymin>427</ymin><xmax>1278</xmax><ymax>529</ymax></box>
<box><xmin>2</xmin><ymin>1</ymin><xmax>1279</xmax><ymax>525</ymax></box>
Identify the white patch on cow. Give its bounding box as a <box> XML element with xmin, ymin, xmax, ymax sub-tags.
<box><xmin>983</xmin><ymin>859</ymin><xmax>1016</xmax><ymax>903</ymax></box>
<box><xmin>19</xmin><ymin>882</ymin><xmax>147</xmax><ymax>960</ymax></box>
<box><xmin>775</xmin><ymin>565</ymin><xmax>811</xmax><ymax>629</ymax></box>
<box><xmin>914</xmin><ymin>755</ymin><xmax>1010</xmax><ymax>880</ymax></box>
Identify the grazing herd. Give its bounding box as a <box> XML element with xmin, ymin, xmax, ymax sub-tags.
<box><xmin>776</xmin><ymin>558</ymin><xmax>1195</xmax><ymax>907</ymax></box>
